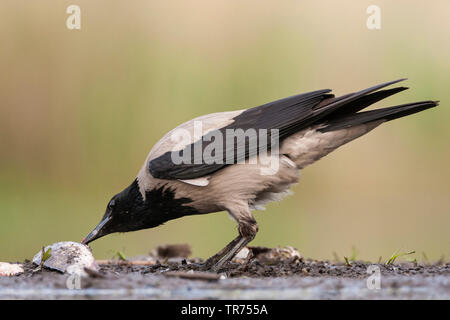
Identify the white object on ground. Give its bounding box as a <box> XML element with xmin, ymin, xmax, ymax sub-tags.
<box><xmin>0</xmin><ymin>262</ymin><xmax>24</xmax><ymax>276</ymax></box>
<box><xmin>32</xmin><ymin>241</ymin><xmax>98</xmax><ymax>276</ymax></box>
<box><xmin>233</xmin><ymin>247</ymin><xmax>250</xmax><ymax>262</ymax></box>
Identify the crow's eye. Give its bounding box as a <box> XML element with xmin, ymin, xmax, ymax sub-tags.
<box><xmin>108</xmin><ymin>199</ymin><xmax>116</xmax><ymax>210</ymax></box>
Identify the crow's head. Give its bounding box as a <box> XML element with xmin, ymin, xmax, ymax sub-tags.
<box><xmin>81</xmin><ymin>179</ymin><xmax>150</xmax><ymax>245</ymax></box>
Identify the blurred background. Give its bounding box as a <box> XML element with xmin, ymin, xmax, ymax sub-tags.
<box><xmin>1</xmin><ymin>0</ymin><xmax>449</xmax><ymax>263</ymax></box>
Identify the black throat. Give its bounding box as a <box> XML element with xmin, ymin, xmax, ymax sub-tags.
<box><xmin>119</xmin><ymin>179</ymin><xmax>199</xmax><ymax>231</ymax></box>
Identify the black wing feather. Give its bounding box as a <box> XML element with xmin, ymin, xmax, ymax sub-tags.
<box><xmin>150</xmin><ymin>79</ymin><xmax>407</xmax><ymax>180</ymax></box>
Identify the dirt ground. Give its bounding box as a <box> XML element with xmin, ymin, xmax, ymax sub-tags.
<box><xmin>1</xmin><ymin>246</ymin><xmax>449</xmax><ymax>299</ymax></box>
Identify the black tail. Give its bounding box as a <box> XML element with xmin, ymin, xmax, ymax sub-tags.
<box><xmin>318</xmin><ymin>80</ymin><xmax>438</xmax><ymax>133</ymax></box>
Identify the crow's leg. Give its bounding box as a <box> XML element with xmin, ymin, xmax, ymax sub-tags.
<box><xmin>204</xmin><ymin>207</ymin><xmax>258</xmax><ymax>271</ymax></box>
<box><xmin>203</xmin><ymin>235</ymin><xmax>243</xmax><ymax>269</ymax></box>
<box><xmin>210</xmin><ymin>234</ymin><xmax>253</xmax><ymax>272</ymax></box>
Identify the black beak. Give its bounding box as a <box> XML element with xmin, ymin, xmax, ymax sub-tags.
<box><xmin>82</xmin><ymin>216</ymin><xmax>111</xmax><ymax>245</ymax></box>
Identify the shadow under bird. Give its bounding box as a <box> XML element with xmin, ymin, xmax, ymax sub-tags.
<box><xmin>82</xmin><ymin>79</ymin><xmax>438</xmax><ymax>271</ymax></box>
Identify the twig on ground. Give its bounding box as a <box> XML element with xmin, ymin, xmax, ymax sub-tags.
<box><xmin>96</xmin><ymin>260</ymin><xmax>157</xmax><ymax>266</ymax></box>
<box><xmin>163</xmin><ymin>271</ymin><xmax>221</xmax><ymax>281</ymax></box>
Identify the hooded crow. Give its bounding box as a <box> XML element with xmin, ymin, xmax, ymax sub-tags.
<box><xmin>82</xmin><ymin>79</ymin><xmax>438</xmax><ymax>271</ymax></box>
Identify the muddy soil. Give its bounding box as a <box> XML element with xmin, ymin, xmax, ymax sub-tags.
<box><xmin>98</xmin><ymin>257</ymin><xmax>449</xmax><ymax>279</ymax></box>
<box><xmin>1</xmin><ymin>246</ymin><xmax>449</xmax><ymax>299</ymax></box>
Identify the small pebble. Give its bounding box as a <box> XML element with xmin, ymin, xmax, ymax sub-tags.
<box><xmin>0</xmin><ymin>262</ymin><xmax>24</xmax><ymax>276</ymax></box>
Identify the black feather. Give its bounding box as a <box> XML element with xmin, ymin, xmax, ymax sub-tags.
<box><xmin>319</xmin><ymin>101</ymin><xmax>438</xmax><ymax>132</ymax></box>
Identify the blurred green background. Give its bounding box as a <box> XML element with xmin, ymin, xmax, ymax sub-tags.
<box><xmin>1</xmin><ymin>0</ymin><xmax>449</xmax><ymax>263</ymax></box>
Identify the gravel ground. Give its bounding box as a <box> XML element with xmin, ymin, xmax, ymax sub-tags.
<box><xmin>1</xmin><ymin>246</ymin><xmax>449</xmax><ymax>299</ymax></box>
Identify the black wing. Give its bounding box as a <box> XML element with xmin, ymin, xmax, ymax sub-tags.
<box><xmin>149</xmin><ymin>79</ymin><xmax>406</xmax><ymax>180</ymax></box>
